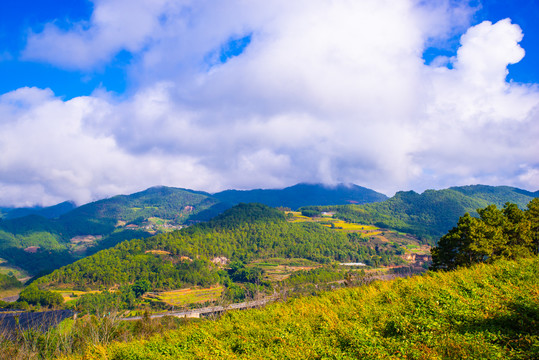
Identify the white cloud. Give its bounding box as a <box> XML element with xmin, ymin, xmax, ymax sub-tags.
<box><xmin>0</xmin><ymin>87</ymin><xmax>213</xmax><ymax>206</ymax></box>
<box><xmin>22</xmin><ymin>0</ymin><xmax>173</xmax><ymax>69</ymax></box>
<box><xmin>1</xmin><ymin>0</ymin><xmax>538</xmax><ymax>206</ymax></box>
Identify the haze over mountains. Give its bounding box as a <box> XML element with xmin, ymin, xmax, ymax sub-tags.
<box><xmin>213</xmin><ymin>183</ymin><xmax>388</xmax><ymax>209</ymax></box>
<box><xmin>0</xmin><ymin>182</ymin><xmax>537</xmax><ymax>277</ymax></box>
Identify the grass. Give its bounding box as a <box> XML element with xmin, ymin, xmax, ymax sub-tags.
<box><xmin>252</xmin><ymin>258</ymin><xmax>319</xmax><ymax>267</ymax></box>
<box><xmin>287</xmin><ymin>212</ymin><xmax>394</xmax><ymax>233</ymax></box>
<box><xmin>0</xmin><ymin>287</ymin><xmax>21</xmax><ymax>299</ymax></box>
<box><xmin>153</xmin><ymin>286</ymin><xmax>224</xmax><ymax>307</ymax></box>
<box><xmin>64</xmin><ymin>256</ymin><xmax>539</xmax><ymax>360</ymax></box>
<box><xmin>252</xmin><ymin>262</ymin><xmax>279</xmax><ymax>267</ymax></box>
<box><xmin>286</xmin><ymin>211</ymin><xmax>314</xmax><ymax>222</ymax></box>
<box><xmin>321</xmin><ymin>220</ymin><xmax>379</xmax><ymax>231</ymax></box>
<box><xmin>147</xmin><ymin>217</ymin><xmax>166</xmax><ymax>225</ymax></box>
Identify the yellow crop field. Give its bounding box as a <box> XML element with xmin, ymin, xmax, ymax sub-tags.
<box><xmin>51</xmin><ymin>289</ymin><xmax>101</xmax><ymax>302</ymax></box>
<box><xmin>155</xmin><ymin>286</ymin><xmax>224</xmax><ymax>307</ymax></box>
<box><xmin>286</xmin><ymin>211</ymin><xmax>314</xmax><ymax>222</ymax></box>
<box><xmin>322</xmin><ymin>220</ymin><xmax>378</xmax><ymax>231</ymax></box>
<box><xmin>286</xmin><ymin>212</ymin><xmax>379</xmax><ymax>232</ymax></box>
<box><xmin>144</xmin><ymin>250</ymin><xmax>171</xmax><ymax>255</ymax></box>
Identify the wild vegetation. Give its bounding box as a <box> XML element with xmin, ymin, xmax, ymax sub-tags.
<box><xmin>2</xmin><ymin>256</ymin><xmax>535</xmax><ymax>359</ymax></box>
<box><xmin>0</xmin><ymin>272</ymin><xmax>22</xmax><ymax>291</ymax></box>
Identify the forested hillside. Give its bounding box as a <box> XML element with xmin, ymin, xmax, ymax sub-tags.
<box><xmin>36</xmin><ymin>204</ymin><xmax>392</xmax><ymax>290</ymax></box>
<box><xmin>431</xmin><ymin>198</ymin><xmax>539</xmax><ymax>270</ymax></box>
<box><xmin>1</xmin><ymin>184</ymin><xmax>535</xmax><ymax>277</ymax></box>
<box><xmin>304</xmin><ymin>185</ymin><xmax>538</xmax><ymax>244</ymax></box>
<box><xmin>0</xmin><ymin>187</ymin><xmax>221</xmax><ymax>275</ymax></box>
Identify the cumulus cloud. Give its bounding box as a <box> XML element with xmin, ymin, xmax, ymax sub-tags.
<box><xmin>1</xmin><ymin>0</ymin><xmax>538</xmax><ymax>206</ymax></box>
<box><xmin>22</xmin><ymin>0</ymin><xmax>173</xmax><ymax>69</ymax></box>
<box><xmin>0</xmin><ymin>87</ymin><xmax>213</xmax><ymax>206</ymax></box>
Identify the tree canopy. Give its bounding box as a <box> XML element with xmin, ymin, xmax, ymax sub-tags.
<box><xmin>430</xmin><ymin>199</ymin><xmax>539</xmax><ymax>270</ymax></box>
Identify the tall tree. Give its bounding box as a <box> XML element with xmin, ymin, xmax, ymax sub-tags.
<box><xmin>431</xmin><ymin>200</ymin><xmax>537</xmax><ymax>270</ymax></box>
<box><xmin>527</xmin><ymin>198</ymin><xmax>539</xmax><ymax>254</ymax></box>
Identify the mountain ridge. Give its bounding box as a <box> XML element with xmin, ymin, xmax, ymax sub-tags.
<box><xmin>304</xmin><ymin>184</ymin><xmax>539</xmax><ymax>244</ymax></box>
<box><xmin>1</xmin><ymin>183</ymin><xmax>537</xmax><ymax>276</ymax></box>
<box><xmin>213</xmin><ymin>182</ymin><xmax>388</xmax><ymax>210</ymax></box>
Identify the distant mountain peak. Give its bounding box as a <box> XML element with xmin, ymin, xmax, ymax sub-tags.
<box><xmin>213</xmin><ymin>182</ymin><xmax>387</xmax><ymax>210</ymax></box>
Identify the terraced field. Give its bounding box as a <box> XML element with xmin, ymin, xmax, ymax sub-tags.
<box><xmin>148</xmin><ymin>286</ymin><xmax>224</xmax><ymax>307</ymax></box>
<box><xmin>286</xmin><ymin>211</ymin><xmax>431</xmax><ymax>269</ymax></box>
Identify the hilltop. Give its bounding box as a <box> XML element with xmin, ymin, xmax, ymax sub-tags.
<box><xmin>0</xmin><ymin>201</ymin><xmax>76</xmax><ymax>220</ymax></box>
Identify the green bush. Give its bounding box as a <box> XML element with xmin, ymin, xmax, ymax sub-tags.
<box><xmin>17</xmin><ymin>284</ymin><xmax>63</xmax><ymax>307</ymax></box>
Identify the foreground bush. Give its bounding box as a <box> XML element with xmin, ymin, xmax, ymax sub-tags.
<box><xmin>65</xmin><ymin>256</ymin><xmax>538</xmax><ymax>360</ymax></box>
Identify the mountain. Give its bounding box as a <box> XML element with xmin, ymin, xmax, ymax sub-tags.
<box><xmin>56</xmin><ymin>186</ymin><xmax>219</xmax><ymax>237</ymax></box>
<box><xmin>4</xmin><ymin>183</ymin><xmax>387</xmax><ymax>277</ymax></box>
<box><xmin>213</xmin><ymin>183</ymin><xmax>388</xmax><ymax>210</ymax></box>
<box><xmin>448</xmin><ymin>185</ymin><xmax>537</xmax><ymax>207</ymax></box>
<box><xmin>0</xmin><ymin>187</ymin><xmax>221</xmax><ymax>275</ymax></box>
<box><xmin>1</xmin><ymin>201</ymin><xmax>76</xmax><ymax>220</ymax></box>
<box><xmin>2</xmin><ymin>183</ymin><xmax>535</xmax><ymax>276</ymax></box>
<box><xmin>305</xmin><ymin>185</ymin><xmax>538</xmax><ymax>244</ymax></box>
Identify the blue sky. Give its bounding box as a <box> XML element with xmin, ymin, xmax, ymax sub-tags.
<box><xmin>0</xmin><ymin>0</ymin><xmax>538</xmax><ymax>206</ymax></box>
<box><xmin>0</xmin><ymin>0</ymin><xmax>128</xmax><ymax>97</ymax></box>
<box><xmin>423</xmin><ymin>0</ymin><xmax>539</xmax><ymax>83</ymax></box>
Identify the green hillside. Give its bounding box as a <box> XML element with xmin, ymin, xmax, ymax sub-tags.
<box><xmin>58</xmin><ymin>186</ymin><xmax>217</xmax><ymax>235</ymax></box>
<box><xmin>61</xmin><ymin>256</ymin><xmax>539</xmax><ymax>359</ymax></box>
<box><xmin>0</xmin><ymin>187</ymin><xmax>220</xmax><ymax>276</ymax></box>
<box><xmin>0</xmin><ymin>183</ymin><xmax>388</xmax><ymax>277</ymax></box>
<box><xmin>36</xmin><ymin>203</ymin><xmax>402</xmax><ymax>290</ymax></box>
<box><xmin>305</xmin><ymin>185</ymin><xmax>538</xmax><ymax>244</ymax></box>
<box><xmin>213</xmin><ymin>183</ymin><xmax>388</xmax><ymax>210</ymax></box>
<box><xmin>1</xmin><ymin>184</ymin><xmax>535</xmax><ymax>277</ymax></box>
